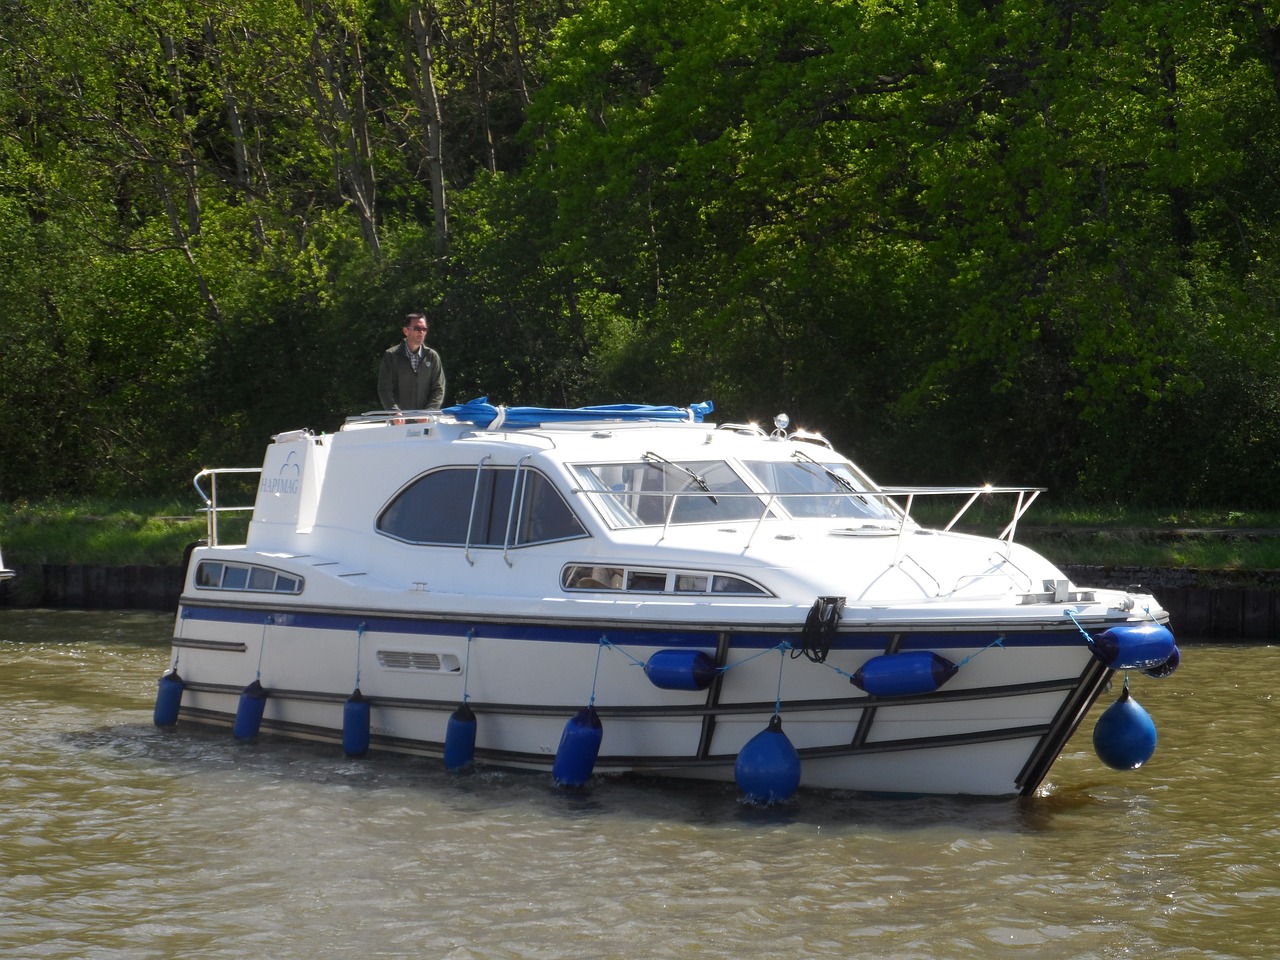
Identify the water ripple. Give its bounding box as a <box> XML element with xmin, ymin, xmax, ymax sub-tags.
<box><xmin>2</xmin><ymin>614</ymin><xmax>1278</xmax><ymax>960</ymax></box>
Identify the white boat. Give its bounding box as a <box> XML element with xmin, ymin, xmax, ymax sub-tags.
<box><xmin>0</xmin><ymin>542</ymin><xmax>14</xmax><ymax>580</ymax></box>
<box><xmin>157</xmin><ymin>398</ymin><xmax>1178</xmax><ymax>798</ymax></box>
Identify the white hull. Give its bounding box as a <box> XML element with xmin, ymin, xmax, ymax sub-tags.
<box><xmin>169</xmin><ymin>597</ymin><xmax>1114</xmax><ymax>796</ymax></box>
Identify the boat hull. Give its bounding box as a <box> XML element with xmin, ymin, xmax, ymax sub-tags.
<box><xmin>166</xmin><ymin>597</ymin><xmax>1115</xmax><ymax>797</ymax></box>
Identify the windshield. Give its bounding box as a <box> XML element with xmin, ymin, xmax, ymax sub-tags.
<box><xmin>572</xmin><ymin>459</ymin><xmax>767</xmax><ymax>527</ymax></box>
<box><xmin>742</xmin><ymin>458</ymin><xmax>897</xmax><ymax>521</ymax></box>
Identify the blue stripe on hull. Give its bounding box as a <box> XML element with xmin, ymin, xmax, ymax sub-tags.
<box><xmin>178</xmin><ymin>603</ymin><xmax>1090</xmax><ymax>651</ymax></box>
<box><xmin>180</xmin><ymin>603</ymin><xmax>724</xmax><ymax>647</ymax></box>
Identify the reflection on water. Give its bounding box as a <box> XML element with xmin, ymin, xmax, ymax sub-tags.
<box><xmin>2</xmin><ymin>610</ymin><xmax>1277</xmax><ymax>960</ymax></box>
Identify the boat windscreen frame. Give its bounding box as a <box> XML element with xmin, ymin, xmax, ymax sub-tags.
<box><xmin>568</xmin><ymin>458</ymin><xmax>769</xmax><ymax>529</ymax></box>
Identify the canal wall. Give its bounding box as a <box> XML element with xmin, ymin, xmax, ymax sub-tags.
<box><xmin>1064</xmin><ymin>565</ymin><xmax>1280</xmax><ymax>642</ymax></box>
<box><xmin>0</xmin><ymin>563</ymin><xmax>185</xmax><ymax>613</ymax></box>
<box><xmin>2</xmin><ymin>561</ymin><xmax>1277</xmax><ymax>641</ymax></box>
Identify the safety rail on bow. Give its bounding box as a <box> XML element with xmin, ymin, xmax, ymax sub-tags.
<box><xmin>571</xmin><ymin>484</ymin><xmax>1045</xmax><ymax>550</ymax></box>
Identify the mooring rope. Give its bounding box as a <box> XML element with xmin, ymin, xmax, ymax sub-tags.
<box><xmin>255</xmin><ymin>615</ymin><xmax>270</xmax><ymax>680</ymax></box>
<box><xmin>354</xmin><ymin>621</ymin><xmax>365</xmax><ymax>688</ymax></box>
<box><xmin>587</xmin><ymin>635</ymin><xmax>606</xmax><ymax>707</ymax></box>
<box><xmin>461</xmin><ymin>628</ymin><xmax>475</xmax><ymax>703</ymax></box>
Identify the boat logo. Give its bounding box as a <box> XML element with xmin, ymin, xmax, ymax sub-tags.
<box><xmin>259</xmin><ymin>451</ymin><xmax>302</xmax><ymax>496</ymax></box>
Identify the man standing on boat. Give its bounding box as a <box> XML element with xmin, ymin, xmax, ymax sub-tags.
<box><xmin>378</xmin><ymin>312</ymin><xmax>446</xmax><ymax>414</ymax></box>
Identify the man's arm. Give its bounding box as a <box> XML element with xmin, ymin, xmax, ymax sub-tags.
<box><xmin>377</xmin><ymin>350</ymin><xmax>398</xmax><ymax>409</ymax></box>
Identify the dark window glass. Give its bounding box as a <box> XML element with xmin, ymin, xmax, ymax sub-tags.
<box><xmin>377</xmin><ymin>468</ymin><xmax>476</xmax><ymax>544</ymax></box>
<box><xmin>511</xmin><ymin>472</ymin><xmax>586</xmax><ymax>544</ymax></box>
<box><xmin>627</xmin><ymin>570</ymin><xmax>666</xmax><ymax>591</ymax></box>
<box><xmin>222</xmin><ymin>564</ymin><xmax>249</xmax><ymax>589</ymax></box>
<box><xmin>196</xmin><ymin>562</ymin><xmax>223</xmax><ymax>588</ymax></box>
<box><xmin>379</xmin><ymin>467</ymin><xmax>586</xmax><ymax>547</ymax></box>
<box><xmin>248</xmin><ymin>567</ymin><xmax>276</xmax><ymax>591</ymax></box>
<box><xmin>712</xmin><ymin>575</ymin><xmax>767</xmax><ymax>595</ymax></box>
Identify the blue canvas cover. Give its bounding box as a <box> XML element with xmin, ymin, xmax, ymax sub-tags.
<box><xmin>445</xmin><ymin>397</ymin><xmax>713</xmax><ymax>428</ymax></box>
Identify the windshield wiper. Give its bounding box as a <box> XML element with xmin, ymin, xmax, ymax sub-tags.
<box><xmin>792</xmin><ymin>449</ymin><xmax>856</xmax><ymax>492</ymax></box>
<box><xmin>642</xmin><ymin>452</ymin><xmax>718</xmax><ymax>503</ymax></box>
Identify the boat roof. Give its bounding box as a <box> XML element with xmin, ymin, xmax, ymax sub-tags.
<box><xmin>344</xmin><ymin>397</ymin><xmax>715</xmax><ymax>432</ymax></box>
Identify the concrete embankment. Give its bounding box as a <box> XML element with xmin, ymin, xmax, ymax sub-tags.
<box><xmin>2</xmin><ymin>561</ymin><xmax>1277</xmax><ymax>641</ymax></box>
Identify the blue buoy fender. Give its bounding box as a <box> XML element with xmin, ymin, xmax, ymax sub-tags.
<box><xmin>1090</xmin><ymin>622</ymin><xmax>1176</xmax><ymax>670</ymax></box>
<box><xmin>444</xmin><ymin>701</ymin><xmax>478</xmax><ymax>771</ymax></box>
<box><xmin>1142</xmin><ymin>644</ymin><xmax>1181</xmax><ymax>680</ymax></box>
<box><xmin>552</xmin><ymin>706</ymin><xmax>603</xmax><ymax>788</ymax></box>
<box><xmin>1093</xmin><ymin>685</ymin><xmax>1158</xmax><ymax>770</ymax></box>
<box><xmin>343</xmin><ymin>688</ymin><xmax>371</xmax><ymax>757</ymax></box>
<box><xmin>735</xmin><ymin>715</ymin><xmax>801</xmax><ymax>803</ymax></box>
<box><xmin>643</xmin><ymin>649</ymin><xmax>717</xmax><ymax>691</ymax></box>
<box><xmin>851</xmin><ymin>651</ymin><xmax>959</xmax><ymax>697</ymax></box>
<box><xmin>153</xmin><ymin>670</ymin><xmax>185</xmax><ymax>727</ymax></box>
<box><xmin>233</xmin><ymin>679</ymin><xmax>269</xmax><ymax>740</ymax></box>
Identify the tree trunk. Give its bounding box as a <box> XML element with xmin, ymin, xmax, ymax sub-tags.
<box><xmin>300</xmin><ymin>0</ymin><xmax>381</xmax><ymax>254</ymax></box>
<box><xmin>407</xmin><ymin>2</ymin><xmax>450</xmax><ymax>255</ymax></box>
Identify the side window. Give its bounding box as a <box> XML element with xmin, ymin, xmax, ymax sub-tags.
<box><xmin>378</xmin><ymin>466</ymin><xmax>586</xmax><ymax>547</ymax></box>
<box><xmin>376</xmin><ymin>468</ymin><xmax>476</xmax><ymax>544</ymax></box>
<box><xmin>511</xmin><ymin>471</ymin><xmax>587</xmax><ymax>544</ymax></box>
<box><xmin>194</xmin><ymin>561</ymin><xmax>304</xmax><ymax>594</ymax></box>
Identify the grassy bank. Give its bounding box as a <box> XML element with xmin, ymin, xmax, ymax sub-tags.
<box><xmin>3</xmin><ymin>496</ymin><xmax>1280</xmax><ymax>572</ymax></box>
<box><xmin>0</xmin><ymin>497</ymin><xmax>241</xmax><ymax>566</ymax></box>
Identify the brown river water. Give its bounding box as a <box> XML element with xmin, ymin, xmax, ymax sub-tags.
<box><xmin>1</xmin><ymin>609</ymin><xmax>1277</xmax><ymax>959</ymax></box>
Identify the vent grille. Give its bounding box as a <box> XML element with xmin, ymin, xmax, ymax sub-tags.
<box><xmin>378</xmin><ymin>650</ymin><xmax>443</xmax><ymax>671</ymax></box>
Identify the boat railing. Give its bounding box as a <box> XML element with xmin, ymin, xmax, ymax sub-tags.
<box><xmin>574</xmin><ymin>484</ymin><xmax>1045</xmax><ymax>554</ymax></box>
<box><xmin>343</xmin><ymin>410</ymin><xmax>445</xmax><ymax>429</ymax></box>
<box><xmin>193</xmin><ymin>467</ymin><xmax>262</xmax><ymax>546</ymax></box>
<box><xmin>885</xmin><ymin>485</ymin><xmax>1044</xmax><ymax>537</ymax></box>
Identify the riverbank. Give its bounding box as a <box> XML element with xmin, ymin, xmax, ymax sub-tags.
<box><xmin>2</xmin><ymin>559</ymin><xmax>1276</xmax><ymax>641</ymax></box>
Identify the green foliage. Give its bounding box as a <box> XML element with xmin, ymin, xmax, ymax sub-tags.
<box><xmin>0</xmin><ymin>496</ymin><xmax>209</xmax><ymax>566</ymax></box>
<box><xmin>2</xmin><ymin>0</ymin><xmax>1280</xmax><ymax>511</ymax></box>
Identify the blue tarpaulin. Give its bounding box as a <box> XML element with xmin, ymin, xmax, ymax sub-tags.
<box><xmin>444</xmin><ymin>397</ymin><xmax>714</xmax><ymax>428</ymax></box>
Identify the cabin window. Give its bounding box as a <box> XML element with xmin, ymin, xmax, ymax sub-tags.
<box><xmin>377</xmin><ymin>466</ymin><xmax>587</xmax><ymax>548</ymax></box>
<box><xmin>222</xmin><ymin>565</ymin><xmax>249</xmax><ymax>590</ymax></box>
<box><xmin>194</xmin><ymin>560</ymin><xmax>304</xmax><ymax>594</ymax></box>
<box><xmin>711</xmin><ymin>575</ymin><xmax>766</xmax><ymax>594</ymax></box>
<box><xmin>571</xmin><ymin>459</ymin><xmax>766</xmax><ymax>527</ymax></box>
<box><xmin>627</xmin><ymin>570</ymin><xmax>667</xmax><ymax>592</ymax></box>
<box><xmin>561</xmin><ymin>564</ymin><xmax>769</xmax><ymax>596</ymax></box>
<box><xmin>675</xmin><ymin>574</ymin><xmax>708</xmax><ymax>593</ymax></box>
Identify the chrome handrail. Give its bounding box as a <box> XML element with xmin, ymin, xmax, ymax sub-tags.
<box><xmin>193</xmin><ymin>467</ymin><xmax>261</xmax><ymax>546</ymax></box>
<box><xmin>571</xmin><ymin>484</ymin><xmax>1047</xmax><ymax>547</ymax></box>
